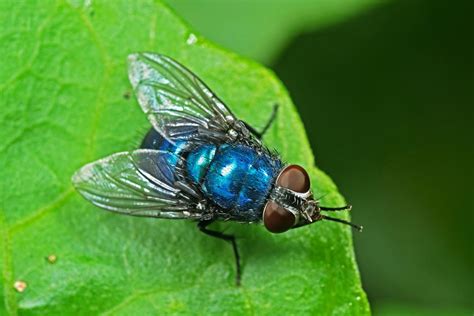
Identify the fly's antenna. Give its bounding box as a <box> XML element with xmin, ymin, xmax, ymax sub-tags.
<box><xmin>321</xmin><ymin>215</ymin><xmax>363</xmax><ymax>232</ymax></box>
<box><xmin>320</xmin><ymin>205</ymin><xmax>352</xmax><ymax>211</ymax></box>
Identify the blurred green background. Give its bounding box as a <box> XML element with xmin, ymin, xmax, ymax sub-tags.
<box><xmin>166</xmin><ymin>0</ymin><xmax>473</xmax><ymax>315</ymax></box>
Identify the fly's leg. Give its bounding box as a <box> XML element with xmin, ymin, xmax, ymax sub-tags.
<box><xmin>244</xmin><ymin>103</ymin><xmax>279</xmax><ymax>139</ymax></box>
<box><xmin>198</xmin><ymin>220</ymin><xmax>241</xmax><ymax>286</ymax></box>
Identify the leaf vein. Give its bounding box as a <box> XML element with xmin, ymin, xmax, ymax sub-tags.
<box><xmin>63</xmin><ymin>0</ymin><xmax>114</xmax><ymax>160</ymax></box>
<box><xmin>9</xmin><ymin>187</ymin><xmax>74</xmax><ymax>235</ymax></box>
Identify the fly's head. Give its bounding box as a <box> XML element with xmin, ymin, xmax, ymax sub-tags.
<box><xmin>263</xmin><ymin>165</ymin><xmax>317</xmax><ymax>233</ymax></box>
<box><xmin>263</xmin><ymin>165</ymin><xmax>359</xmax><ymax>233</ymax></box>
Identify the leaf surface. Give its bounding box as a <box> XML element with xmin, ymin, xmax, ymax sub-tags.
<box><xmin>0</xmin><ymin>0</ymin><xmax>369</xmax><ymax>315</ymax></box>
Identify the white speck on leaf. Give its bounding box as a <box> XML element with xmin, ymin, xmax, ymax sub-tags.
<box><xmin>186</xmin><ymin>33</ymin><xmax>197</xmax><ymax>45</ymax></box>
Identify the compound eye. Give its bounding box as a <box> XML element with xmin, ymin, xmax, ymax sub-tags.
<box><xmin>277</xmin><ymin>165</ymin><xmax>310</xmax><ymax>193</ymax></box>
<box><xmin>263</xmin><ymin>201</ymin><xmax>296</xmax><ymax>233</ymax></box>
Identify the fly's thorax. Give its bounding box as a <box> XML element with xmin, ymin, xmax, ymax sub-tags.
<box><xmin>263</xmin><ymin>164</ymin><xmax>321</xmax><ymax>233</ymax></box>
<box><xmin>226</xmin><ymin>119</ymin><xmax>251</xmax><ymax>142</ymax></box>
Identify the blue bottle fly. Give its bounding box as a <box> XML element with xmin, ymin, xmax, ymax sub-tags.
<box><xmin>72</xmin><ymin>53</ymin><xmax>361</xmax><ymax>285</ymax></box>
<box><xmin>141</xmin><ymin>129</ymin><xmax>281</xmax><ymax>223</ymax></box>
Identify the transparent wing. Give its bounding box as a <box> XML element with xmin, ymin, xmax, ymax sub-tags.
<box><xmin>72</xmin><ymin>149</ymin><xmax>202</xmax><ymax>219</ymax></box>
<box><xmin>128</xmin><ymin>53</ymin><xmax>250</xmax><ymax>144</ymax></box>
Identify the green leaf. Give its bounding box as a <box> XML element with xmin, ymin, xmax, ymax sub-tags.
<box><xmin>165</xmin><ymin>0</ymin><xmax>385</xmax><ymax>64</ymax></box>
<box><xmin>0</xmin><ymin>0</ymin><xmax>369</xmax><ymax>315</ymax></box>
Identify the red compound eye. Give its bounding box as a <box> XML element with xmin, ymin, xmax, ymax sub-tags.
<box><xmin>276</xmin><ymin>165</ymin><xmax>310</xmax><ymax>193</ymax></box>
<box><xmin>263</xmin><ymin>201</ymin><xmax>296</xmax><ymax>233</ymax></box>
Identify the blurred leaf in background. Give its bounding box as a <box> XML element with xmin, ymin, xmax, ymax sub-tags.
<box><xmin>168</xmin><ymin>0</ymin><xmax>474</xmax><ymax>315</ymax></box>
<box><xmin>166</xmin><ymin>0</ymin><xmax>385</xmax><ymax>64</ymax></box>
<box><xmin>374</xmin><ymin>303</ymin><xmax>470</xmax><ymax>316</ymax></box>
<box><xmin>0</xmin><ymin>0</ymin><xmax>368</xmax><ymax>315</ymax></box>
<box><xmin>272</xmin><ymin>0</ymin><xmax>474</xmax><ymax>314</ymax></box>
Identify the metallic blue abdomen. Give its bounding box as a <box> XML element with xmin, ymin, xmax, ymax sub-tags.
<box><xmin>140</xmin><ymin>129</ymin><xmax>187</xmax><ymax>169</ymax></box>
<box><xmin>141</xmin><ymin>129</ymin><xmax>281</xmax><ymax>220</ymax></box>
<box><xmin>186</xmin><ymin>144</ymin><xmax>217</xmax><ymax>184</ymax></box>
<box><xmin>203</xmin><ymin>144</ymin><xmax>281</xmax><ymax>217</ymax></box>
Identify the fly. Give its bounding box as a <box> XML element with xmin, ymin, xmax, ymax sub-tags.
<box><xmin>72</xmin><ymin>53</ymin><xmax>362</xmax><ymax>285</ymax></box>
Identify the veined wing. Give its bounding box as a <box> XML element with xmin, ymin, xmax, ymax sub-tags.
<box><xmin>72</xmin><ymin>149</ymin><xmax>201</xmax><ymax>219</ymax></box>
<box><xmin>128</xmin><ymin>53</ymin><xmax>252</xmax><ymax>144</ymax></box>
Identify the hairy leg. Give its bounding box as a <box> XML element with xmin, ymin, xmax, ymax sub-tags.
<box><xmin>244</xmin><ymin>103</ymin><xmax>279</xmax><ymax>139</ymax></box>
<box><xmin>198</xmin><ymin>220</ymin><xmax>241</xmax><ymax>286</ymax></box>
